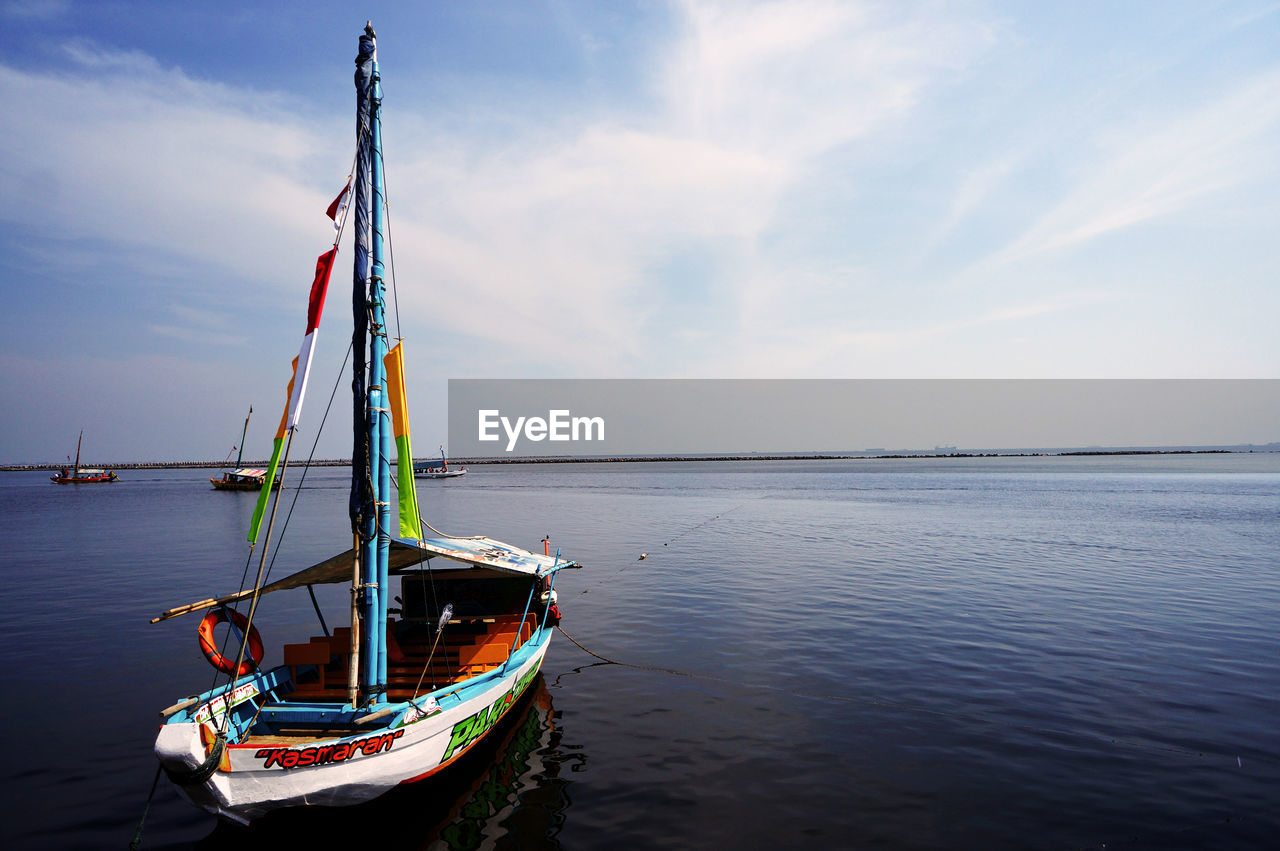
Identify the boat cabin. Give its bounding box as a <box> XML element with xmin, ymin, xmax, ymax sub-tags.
<box><xmin>282</xmin><ymin>571</ymin><xmax>542</xmax><ymax>703</ymax></box>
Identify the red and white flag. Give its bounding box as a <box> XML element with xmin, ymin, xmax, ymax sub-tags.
<box><xmin>286</xmin><ymin>247</ymin><xmax>337</xmax><ymax>429</ymax></box>
<box><xmin>326</xmin><ymin>179</ymin><xmax>351</xmax><ymax>230</ymax></box>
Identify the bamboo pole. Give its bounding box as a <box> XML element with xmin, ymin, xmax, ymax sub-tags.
<box><xmin>347</xmin><ymin>532</ymin><xmax>362</xmax><ymax>707</ymax></box>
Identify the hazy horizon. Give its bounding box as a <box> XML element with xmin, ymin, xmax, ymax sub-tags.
<box><xmin>12</xmin><ymin>441</ymin><xmax>1279</xmax><ymax>470</ymax></box>
<box><xmin>3</xmin><ymin>3</ymin><xmax>1278</xmax><ymax>464</ymax></box>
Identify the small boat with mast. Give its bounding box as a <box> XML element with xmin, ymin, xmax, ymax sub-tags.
<box><xmin>210</xmin><ymin>406</ymin><xmax>280</xmax><ymax>491</ymax></box>
<box><xmin>151</xmin><ymin>24</ymin><xmax>575</xmax><ymax>824</ymax></box>
<box><xmin>50</xmin><ymin>430</ymin><xmax>118</xmax><ymax>484</ymax></box>
<box><xmin>415</xmin><ymin>445</ymin><xmax>467</xmax><ymax>479</ymax></box>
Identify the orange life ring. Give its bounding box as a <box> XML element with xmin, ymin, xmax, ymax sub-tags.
<box><xmin>197</xmin><ymin>608</ymin><xmax>264</xmax><ymax>676</ymax></box>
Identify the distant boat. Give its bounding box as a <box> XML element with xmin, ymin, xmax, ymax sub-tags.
<box><xmin>151</xmin><ymin>25</ymin><xmax>573</xmax><ymax>826</ymax></box>
<box><xmin>415</xmin><ymin>445</ymin><xmax>466</xmax><ymax>479</ymax></box>
<box><xmin>50</xmin><ymin>431</ymin><xmax>118</xmax><ymax>484</ymax></box>
<box><xmin>211</xmin><ymin>468</ymin><xmax>280</xmax><ymax>491</ymax></box>
<box><xmin>211</xmin><ymin>407</ymin><xmax>280</xmax><ymax>491</ymax></box>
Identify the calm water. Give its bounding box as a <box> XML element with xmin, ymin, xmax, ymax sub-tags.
<box><xmin>1</xmin><ymin>455</ymin><xmax>1278</xmax><ymax>849</ymax></box>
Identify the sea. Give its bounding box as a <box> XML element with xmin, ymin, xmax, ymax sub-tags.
<box><xmin>1</xmin><ymin>454</ymin><xmax>1277</xmax><ymax>850</ymax></box>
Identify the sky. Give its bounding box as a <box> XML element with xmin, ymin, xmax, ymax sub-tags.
<box><xmin>1</xmin><ymin>1</ymin><xmax>1277</xmax><ymax>463</ymax></box>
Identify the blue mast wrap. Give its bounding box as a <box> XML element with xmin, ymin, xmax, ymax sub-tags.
<box><xmin>352</xmin><ymin>26</ymin><xmax>386</xmax><ymax>704</ymax></box>
<box><xmin>370</xmin><ymin>46</ymin><xmax>393</xmax><ymax>698</ymax></box>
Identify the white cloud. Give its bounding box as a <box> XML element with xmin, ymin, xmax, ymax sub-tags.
<box><xmin>0</xmin><ymin>51</ymin><xmax>344</xmax><ymax>313</ymax></box>
<box><xmin>1</xmin><ymin>0</ymin><xmax>69</xmax><ymax>21</ymax></box>
<box><xmin>375</xmin><ymin>1</ymin><xmax>1000</xmax><ymax>375</ymax></box>
<box><xmin>663</xmin><ymin>0</ymin><xmax>992</xmax><ymax>159</ymax></box>
<box><xmin>990</xmin><ymin>69</ymin><xmax>1280</xmax><ymax>265</ymax></box>
<box><xmin>4</xmin><ymin>0</ymin><xmax>1275</xmax><ymax>420</ymax></box>
<box><xmin>148</xmin><ymin>324</ymin><xmax>251</xmax><ymax>347</ymax></box>
<box><xmin>689</xmin><ymin>287</ymin><xmax>1116</xmax><ymax>378</ymax></box>
<box><xmin>1</xmin><ymin>4</ymin><xmax>999</xmax><ymax>388</ymax></box>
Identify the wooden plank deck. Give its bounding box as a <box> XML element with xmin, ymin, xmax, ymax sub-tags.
<box><xmin>282</xmin><ymin>614</ymin><xmax>536</xmax><ymax>703</ymax></box>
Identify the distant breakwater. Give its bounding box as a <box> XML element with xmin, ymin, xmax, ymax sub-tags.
<box><xmin>3</xmin><ymin>448</ymin><xmax>1263</xmax><ymax>472</ymax></box>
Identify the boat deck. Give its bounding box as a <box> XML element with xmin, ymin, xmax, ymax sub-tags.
<box><xmin>282</xmin><ymin>614</ymin><xmax>537</xmax><ymax>703</ymax></box>
<box><xmin>239</xmin><ymin>731</ymin><xmax>352</xmax><ymax>746</ymax></box>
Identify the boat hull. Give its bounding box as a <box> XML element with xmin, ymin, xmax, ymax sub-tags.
<box><xmin>210</xmin><ymin>478</ymin><xmax>279</xmax><ymax>491</ymax></box>
<box><xmin>156</xmin><ymin>629</ymin><xmax>550</xmax><ymax>824</ymax></box>
<box><xmin>50</xmin><ymin>474</ymin><xmax>117</xmax><ymax>484</ymax></box>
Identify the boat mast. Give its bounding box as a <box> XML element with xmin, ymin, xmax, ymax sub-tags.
<box><xmin>235</xmin><ymin>406</ymin><xmax>252</xmax><ymax>468</ymax></box>
<box><xmin>352</xmin><ymin>22</ymin><xmax>392</xmax><ymax>707</ymax></box>
<box><xmin>74</xmin><ymin>430</ymin><xmax>82</xmax><ymax>477</ymax></box>
<box><xmin>370</xmin><ymin>30</ymin><xmax>393</xmax><ymax>701</ymax></box>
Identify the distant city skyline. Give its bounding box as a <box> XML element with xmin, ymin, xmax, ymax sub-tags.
<box><xmin>2</xmin><ymin>2</ymin><xmax>1278</xmax><ymax>463</ymax></box>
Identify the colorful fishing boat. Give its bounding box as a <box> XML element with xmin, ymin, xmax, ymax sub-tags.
<box><xmin>50</xmin><ymin>431</ymin><xmax>118</xmax><ymax>484</ymax></box>
<box><xmin>210</xmin><ymin>468</ymin><xmax>278</xmax><ymax>491</ymax></box>
<box><xmin>415</xmin><ymin>445</ymin><xmax>467</xmax><ymax>479</ymax></box>
<box><xmin>151</xmin><ymin>24</ymin><xmax>574</xmax><ymax>825</ymax></box>
<box><xmin>211</xmin><ymin>407</ymin><xmax>280</xmax><ymax>490</ymax></box>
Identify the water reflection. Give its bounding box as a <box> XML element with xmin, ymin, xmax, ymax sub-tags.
<box><xmin>199</xmin><ymin>676</ymin><xmax>578</xmax><ymax>849</ymax></box>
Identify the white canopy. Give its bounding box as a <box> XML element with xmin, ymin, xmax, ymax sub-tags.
<box><xmin>152</xmin><ymin>536</ymin><xmax>577</xmax><ymax>623</ymax></box>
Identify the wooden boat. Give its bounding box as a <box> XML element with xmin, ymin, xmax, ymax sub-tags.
<box><xmin>210</xmin><ymin>468</ymin><xmax>280</xmax><ymax>491</ymax></box>
<box><xmin>210</xmin><ymin>407</ymin><xmax>281</xmax><ymax>490</ymax></box>
<box><xmin>415</xmin><ymin>446</ymin><xmax>467</xmax><ymax>479</ymax></box>
<box><xmin>151</xmin><ymin>24</ymin><xmax>574</xmax><ymax>825</ymax></box>
<box><xmin>50</xmin><ymin>431</ymin><xmax>118</xmax><ymax>484</ymax></box>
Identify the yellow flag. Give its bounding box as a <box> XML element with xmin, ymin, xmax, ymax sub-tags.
<box><xmin>383</xmin><ymin>343</ymin><xmax>422</xmax><ymax>538</ymax></box>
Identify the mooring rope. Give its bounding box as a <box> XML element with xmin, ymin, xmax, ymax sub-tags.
<box><xmin>554</xmin><ymin>487</ymin><xmax>1262</xmax><ymax>772</ymax></box>
<box><xmin>127</xmin><ymin>764</ymin><xmax>163</xmax><ymax>850</ymax></box>
<box><xmin>568</xmin><ymin>498</ymin><xmax>759</xmax><ymax>601</ymax></box>
<box><xmin>556</xmin><ymin>625</ymin><xmax>694</xmax><ymax>679</ymax></box>
<box><xmin>657</xmin><ymin>497</ymin><xmax>756</xmax><ymax>550</ymax></box>
<box><xmin>421</xmin><ymin>520</ymin><xmax>486</xmax><ymax>540</ymax></box>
